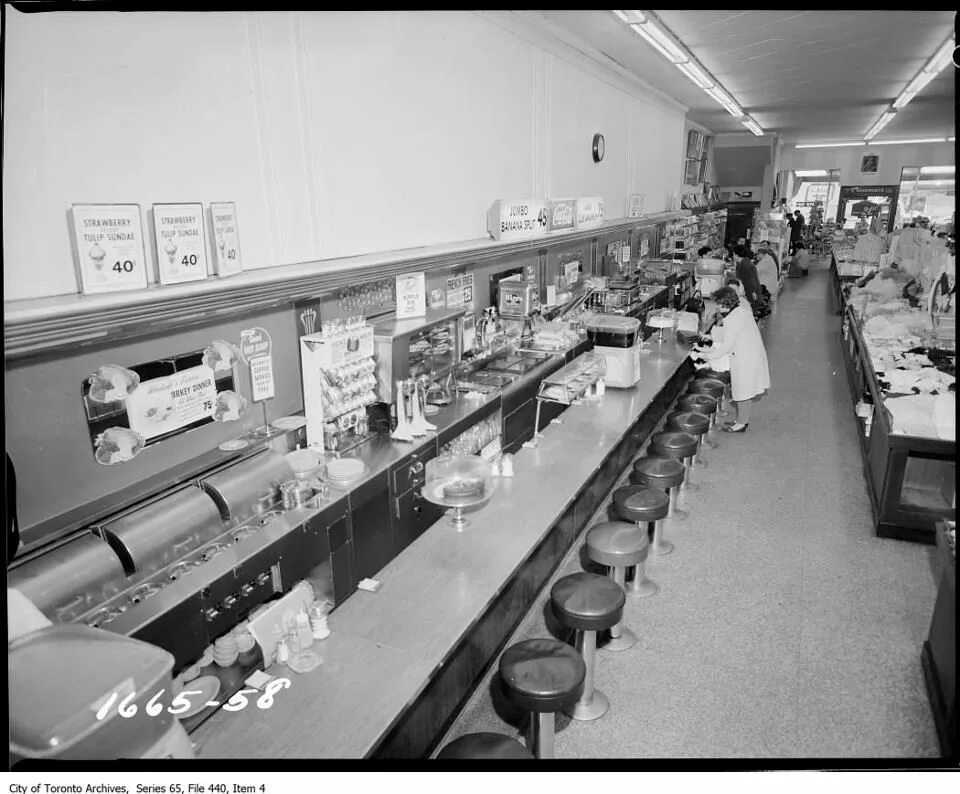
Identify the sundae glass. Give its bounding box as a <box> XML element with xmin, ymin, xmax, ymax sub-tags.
<box><xmin>89</xmin><ymin>242</ymin><xmax>107</xmax><ymax>271</ymax></box>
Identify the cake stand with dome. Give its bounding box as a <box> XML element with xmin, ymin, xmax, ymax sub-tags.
<box><xmin>423</xmin><ymin>455</ymin><xmax>494</xmax><ymax>531</ymax></box>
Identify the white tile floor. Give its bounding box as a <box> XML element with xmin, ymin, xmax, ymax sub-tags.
<box><xmin>440</xmin><ymin>258</ymin><xmax>943</xmax><ymax>760</ymax></box>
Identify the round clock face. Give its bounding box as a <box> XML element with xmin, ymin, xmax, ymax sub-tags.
<box><xmin>593</xmin><ymin>133</ymin><xmax>605</xmax><ymax>162</ymax></box>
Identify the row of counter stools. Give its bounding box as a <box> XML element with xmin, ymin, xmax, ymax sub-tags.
<box><xmin>436</xmin><ymin>368</ymin><xmax>732</xmax><ymax>760</ymax></box>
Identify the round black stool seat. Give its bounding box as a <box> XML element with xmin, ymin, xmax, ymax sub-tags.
<box><xmin>612</xmin><ymin>485</ymin><xmax>670</xmax><ymax>524</ymax></box>
<box><xmin>651</xmin><ymin>430</ymin><xmax>698</xmax><ymax>459</ymax></box>
<box><xmin>437</xmin><ymin>732</ymin><xmax>532</xmax><ymax>759</ymax></box>
<box><xmin>500</xmin><ymin>638</ymin><xmax>585</xmax><ymax>714</ymax></box>
<box><xmin>678</xmin><ymin>393</ymin><xmax>718</xmax><ymax>416</ymax></box>
<box><xmin>668</xmin><ymin>410</ymin><xmax>710</xmax><ymax>437</ymax></box>
<box><xmin>688</xmin><ymin>378</ymin><xmax>726</xmax><ymax>400</ymax></box>
<box><xmin>631</xmin><ymin>456</ymin><xmax>685</xmax><ymax>489</ymax></box>
<box><xmin>551</xmin><ymin>572</ymin><xmax>625</xmax><ymax>632</ymax></box>
<box><xmin>695</xmin><ymin>368</ymin><xmax>731</xmax><ymax>385</ymax></box>
<box><xmin>586</xmin><ymin>521</ymin><xmax>649</xmax><ymax>567</ymax></box>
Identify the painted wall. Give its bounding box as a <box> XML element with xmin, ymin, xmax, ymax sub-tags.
<box><xmin>3</xmin><ymin>9</ymin><xmax>687</xmax><ymax>302</ymax></box>
<box><xmin>780</xmin><ymin>141</ymin><xmax>955</xmax><ymax>186</ymax></box>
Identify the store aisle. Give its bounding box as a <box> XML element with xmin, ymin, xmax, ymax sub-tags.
<box><xmin>440</xmin><ymin>256</ymin><xmax>942</xmax><ymax>760</ymax></box>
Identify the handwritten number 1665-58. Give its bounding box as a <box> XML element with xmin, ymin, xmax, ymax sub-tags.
<box><xmin>96</xmin><ymin>677</ymin><xmax>291</xmax><ymax>720</ymax></box>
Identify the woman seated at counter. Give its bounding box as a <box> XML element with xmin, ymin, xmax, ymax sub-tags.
<box><xmin>692</xmin><ymin>284</ymin><xmax>771</xmax><ymax>434</ymax></box>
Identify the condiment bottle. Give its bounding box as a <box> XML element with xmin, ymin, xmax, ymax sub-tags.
<box><xmin>596</xmin><ymin>378</ymin><xmax>606</xmax><ymax>397</ymax></box>
<box><xmin>276</xmin><ymin>635</ymin><xmax>290</xmax><ymax>666</ymax></box>
<box><xmin>309</xmin><ymin>603</ymin><xmax>331</xmax><ymax>640</ymax></box>
<box><xmin>296</xmin><ymin>609</ymin><xmax>314</xmax><ymax>648</ymax></box>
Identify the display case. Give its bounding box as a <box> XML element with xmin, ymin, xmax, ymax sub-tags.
<box><xmin>373</xmin><ymin>307</ymin><xmax>465</xmax><ymax>405</ymax></box>
<box><xmin>535</xmin><ymin>352</ymin><xmax>607</xmax><ymax>406</ymax></box>
<box><xmin>922</xmin><ymin>520</ymin><xmax>956</xmax><ymax>758</ymax></box>
<box><xmin>840</xmin><ymin>305</ymin><xmax>955</xmax><ymax>543</ymax></box>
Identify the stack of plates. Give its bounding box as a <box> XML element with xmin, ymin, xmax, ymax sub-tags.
<box><xmin>325</xmin><ymin>458</ymin><xmax>366</xmax><ymax>487</ymax></box>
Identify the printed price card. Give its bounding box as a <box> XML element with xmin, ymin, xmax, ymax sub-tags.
<box><xmin>209</xmin><ymin>201</ymin><xmax>243</xmax><ymax>277</ymax></box>
<box><xmin>445</xmin><ymin>273</ymin><xmax>475</xmax><ymax>310</ymax></box>
<box><xmin>153</xmin><ymin>203</ymin><xmax>209</xmax><ymax>285</ymax></box>
<box><xmin>396</xmin><ymin>272</ymin><xmax>426</xmax><ymax>319</ymax></box>
<box><xmin>250</xmin><ymin>355</ymin><xmax>276</xmax><ymax>402</ymax></box>
<box><xmin>628</xmin><ymin>194</ymin><xmax>645</xmax><ymax>218</ymax></box>
<box><xmin>487</xmin><ymin>199</ymin><xmax>550</xmax><ymax>241</ymax></box>
<box><xmin>126</xmin><ymin>365</ymin><xmax>217</xmax><ymax>440</ymax></box>
<box><xmin>575</xmin><ymin>197</ymin><xmax>605</xmax><ymax>230</ymax></box>
<box><xmin>71</xmin><ymin>204</ymin><xmax>149</xmax><ymax>294</ymax></box>
<box><xmin>240</xmin><ymin>327</ymin><xmax>273</xmax><ymax>365</ymax></box>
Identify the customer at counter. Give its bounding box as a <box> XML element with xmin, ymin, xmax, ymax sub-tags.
<box><xmin>734</xmin><ymin>244</ymin><xmax>763</xmax><ymax>315</ymax></box>
<box><xmin>755</xmin><ymin>244</ymin><xmax>780</xmax><ymax>299</ymax></box>
<box><xmin>692</xmin><ymin>285</ymin><xmax>771</xmax><ymax>433</ymax></box>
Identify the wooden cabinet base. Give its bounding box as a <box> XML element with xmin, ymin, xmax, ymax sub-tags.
<box><xmin>921</xmin><ymin>642</ymin><xmax>956</xmax><ymax>760</ymax></box>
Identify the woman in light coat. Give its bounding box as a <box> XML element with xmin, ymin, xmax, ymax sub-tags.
<box><xmin>692</xmin><ymin>285</ymin><xmax>771</xmax><ymax>433</ymax></box>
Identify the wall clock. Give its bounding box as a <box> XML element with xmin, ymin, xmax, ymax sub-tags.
<box><xmin>592</xmin><ymin>133</ymin><xmax>605</xmax><ymax>163</ymax></box>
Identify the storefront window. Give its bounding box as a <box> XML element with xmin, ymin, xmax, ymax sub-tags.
<box><xmin>897</xmin><ymin>165</ymin><xmax>955</xmax><ymax>230</ymax></box>
<box><xmin>791</xmin><ymin>169</ymin><xmax>840</xmax><ymax>232</ymax></box>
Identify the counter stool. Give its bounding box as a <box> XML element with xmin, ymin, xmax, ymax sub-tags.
<box><xmin>689</xmin><ymin>378</ymin><xmax>728</xmax><ymax>437</ymax></box>
<box><xmin>694</xmin><ymin>370</ymin><xmax>733</xmax><ymax>418</ymax></box>
<box><xmin>631</xmin><ymin>455</ymin><xmax>688</xmax><ymax>522</ymax></box>
<box><xmin>651</xmin><ymin>430</ymin><xmax>699</xmax><ymax>493</ymax></box>
<box><xmin>585</xmin><ymin>521</ymin><xmax>652</xmax><ymax>646</ymax></box>
<box><xmin>613</xmin><ymin>484</ymin><xmax>673</xmax><ymax>557</ymax></box>
<box><xmin>550</xmin><ymin>573</ymin><xmax>625</xmax><ymax>721</ymax></box>
<box><xmin>678</xmin><ymin>392</ymin><xmax>719</xmax><ymax>430</ymax></box>
<box><xmin>437</xmin><ymin>733</ymin><xmax>532</xmax><ymax>759</ymax></box>
<box><xmin>667</xmin><ymin>410</ymin><xmax>711</xmax><ymax>468</ymax></box>
<box><xmin>499</xmin><ymin>638</ymin><xmax>585</xmax><ymax>759</ymax></box>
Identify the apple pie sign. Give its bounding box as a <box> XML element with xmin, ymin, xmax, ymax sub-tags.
<box><xmin>240</xmin><ymin>327</ymin><xmax>275</xmax><ymax>402</ymax></box>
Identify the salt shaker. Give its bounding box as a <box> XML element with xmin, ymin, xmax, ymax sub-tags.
<box><xmin>500</xmin><ymin>453</ymin><xmax>514</xmax><ymax>477</ymax></box>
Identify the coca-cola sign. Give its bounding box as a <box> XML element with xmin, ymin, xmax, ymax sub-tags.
<box><xmin>548</xmin><ymin>199</ymin><xmax>576</xmax><ymax>233</ymax></box>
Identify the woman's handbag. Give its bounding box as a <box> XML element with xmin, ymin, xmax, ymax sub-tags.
<box><xmin>683</xmin><ymin>290</ymin><xmax>705</xmax><ymax>316</ymax></box>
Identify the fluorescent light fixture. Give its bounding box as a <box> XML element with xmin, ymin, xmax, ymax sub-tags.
<box><xmin>676</xmin><ymin>60</ymin><xmax>714</xmax><ymax>89</ymax></box>
<box><xmin>613</xmin><ymin>10</ymin><xmax>647</xmax><ymax>24</ymax></box>
<box><xmin>794</xmin><ymin>142</ymin><xmax>866</xmax><ymax>149</ymax></box>
<box><xmin>864</xmin><ymin>110</ymin><xmax>896</xmax><ymax>141</ymax></box>
<box><xmin>947</xmin><ymin>136</ymin><xmax>956</xmax><ymax>142</ymax></box>
<box><xmin>904</xmin><ymin>69</ymin><xmax>938</xmax><ymax>96</ymax></box>
<box><xmin>704</xmin><ymin>86</ymin><xmax>743</xmax><ymax>117</ymax></box>
<box><xmin>892</xmin><ymin>84</ymin><xmax>922</xmax><ymax>111</ymax></box>
<box><xmin>920</xmin><ymin>166</ymin><xmax>955</xmax><ymax>175</ymax></box>
<box><xmin>795</xmin><ymin>170</ymin><xmax>831</xmax><ymax>177</ymax></box>
<box><xmin>629</xmin><ymin>22</ymin><xmax>687</xmax><ymax>64</ymax></box>
<box><xmin>923</xmin><ymin>36</ymin><xmax>956</xmax><ymax>73</ymax></box>
<box><xmin>871</xmin><ymin>137</ymin><xmax>950</xmax><ymax>145</ymax></box>
<box><xmin>742</xmin><ymin>118</ymin><xmax>764</xmax><ymax>136</ymax></box>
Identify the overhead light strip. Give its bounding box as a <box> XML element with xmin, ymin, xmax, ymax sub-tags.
<box><xmin>873</xmin><ymin>33</ymin><xmax>954</xmax><ymax>132</ymax></box>
<box><xmin>615</xmin><ymin>11</ymin><xmax>762</xmax><ymax>133</ymax></box>
<box><xmin>864</xmin><ymin>110</ymin><xmax>897</xmax><ymax>141</ymax></box>
<box><xmin>870</xmin><ymin>137</ymin><xmax>951</xmax><ymax>146</ymax></box>
<box><xmin>794</xmin><ymin>142</ymin><xmax>866</xmax><ymax>149</ymax></box>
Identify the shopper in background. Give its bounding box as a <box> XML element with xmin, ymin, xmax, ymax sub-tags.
<box><xmin>755</xmin><ymin>244</ymin><xmax>779</xmax><ymax>300</ymax></box>
<box><xmin>692</xmin><ymin>285</ymin><xmax>771</xmax><ymax>433</ymax></box>
<box><xmin>790</xmin><ymin>241</ymin><xmax>811</xmax><ymax>277</ymax></box>
<box><xmin>787</xmin><ymin>210</ymin><xmax>805</xmax><ymax>254</ymax></box>
<box><xmin>733</xmin><ymin>244</ymin><xmax>762</xmax><ymax>314</ymax></box>
<box><xmin>760</xmin><ymin>239</ymin><xmax>780</xmax><ymax>275</ymax></box>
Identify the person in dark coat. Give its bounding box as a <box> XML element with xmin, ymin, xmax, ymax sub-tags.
<box><xmin>734</xmin><ymin>244</ymin><xmax>762</xmax><ymax>313</ymax></box>
<box><xmin>787</xmin><ymin>210</ymin><xmax>804</xmax><ymax>253</ymax></box>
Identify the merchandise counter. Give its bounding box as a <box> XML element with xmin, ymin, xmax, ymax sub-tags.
<box><xmin>193</xmin><ymin>340</ymin><xmax>694</xmax><ymax>759</ymax></box>
<box><xmin>839</xmin><ymin>305</ymin><xmax>955</xmax><ymax>544</ymax></box>
<box><xmin>921</xmin><ymin>520</ymin><xmax>956</xmax><ymax>758</ymax></box>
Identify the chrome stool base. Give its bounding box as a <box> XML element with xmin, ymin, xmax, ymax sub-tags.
<box><xmin>601</xmin><ymin>626</ymin><xmax>637</xmax><ymax>652</ymax></box>
<box><xmin>567</xmin><ymin>689</ymin><xmax>609</xmax><ymax>721</ymax></box>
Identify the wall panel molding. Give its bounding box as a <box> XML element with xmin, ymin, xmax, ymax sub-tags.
<box><xmin>4</xmin><ymin>213</ymin><xmax>683</xmax><ymax>361</ymax></box>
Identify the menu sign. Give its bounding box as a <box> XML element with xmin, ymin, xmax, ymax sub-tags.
<box><xmin>446</xmin><ymin>273</ymin><xmax>475</xmax><ymax>310</ymax></box>
<box><xmin>240</xmin><ymin>327</ymin><xmax>273</xmax><ymax>365</ymax></box>
<box><xmin>71</xmin><ymin>204</ymin><xmax>149</xmax><ymax>294</ymax></box>
<box><xmin>249</xmin><ymin>355</ymin><xmax>276</xmax><ymax>402</ymax></box>
<box><xmin>209</xmin><ymin>201</ymin><xmax>243</xmax><ymax>277</ymax></box>
<box><xmin>547</xmin><ymin>199</ymin><xmax>576</xmax><ymax>233</ymax></box>
<box><xmin>396</xmin><ymin>272</ymin><xmax>426</xmax><ymax>319</ymax></box>
<box><xmin>575</xmin><ymin>197</ymin><xmax>605</xmax><ymax>230</ymax></box>
<box><xmin>126</xmin><ymin>365</ymin><xmax>217</xmax><ymax>441</ymax></box>
<box><xmin>628</xmin><ymin>194</ymin><xmax>645</xmax><ymax>218</ymax></box>
<box><xmin>487</xmin><ymin>199</ymin><xmax>550</xmax><ymax>241</ymax></box>
<box><xmin>153</xmin><ymin>203</ymin><xmax>208</xmax><ymax>285</ymax></box>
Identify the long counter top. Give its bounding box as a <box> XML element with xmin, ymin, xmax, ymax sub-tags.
<box><xmin>193</xmin><ymin>339</ymin><xmax>693</xmax><ymax>759</ymax></box>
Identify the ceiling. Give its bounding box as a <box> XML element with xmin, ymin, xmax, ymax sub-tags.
<box><xmin>535</xmin><ymin>10</ymin><xmax>956</xmax><ymax>143</ymax></box>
